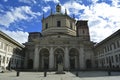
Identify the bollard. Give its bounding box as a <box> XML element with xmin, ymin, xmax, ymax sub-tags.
<box><xmin>76</xmin><ymin>72</ymin><xmax>78</xmax><ymax>77</ymax></box>
<box><xmin>16</xmin><ymin>71</ymin><xmax>20</xmax><ymax>77</ymax></box>
<box><xmin>44</xmin><ymin>71</ymin><xmax>47</xmax><ymax>77</ymax></box>
<box><xmin>108</xmin><ymin>71</ymin><xmax>111</xmax><ymax>76</ymax></box>
<box><xmin>1</xmin><ymin>71</ymin><xmax>4</xmax><ymax>73</ymax></box>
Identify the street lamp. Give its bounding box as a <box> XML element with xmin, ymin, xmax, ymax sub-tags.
<box><xmin>108</xmin><ymin>60</ymin><xmax>112</xmax><ymax>76</ymax></box>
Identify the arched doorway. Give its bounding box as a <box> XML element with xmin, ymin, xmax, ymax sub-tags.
<box><xmin>27</xmin><ymin>59</ymin><xmax>33</xmax><ymax>69</ymax></box>
<box><xmin>69</xmin><ymin>48</ymin><xmax>79</xmax><ymax>70</ymax></box>
<box><xmin>39</xmin><ymin>48</ymin><xmax>49</xmax><ymax>70</ymax></box>
<box><xmin>86</xmin><ymin>59</ymin><xmax>92</xmax><ymax>68</ymax></box>
<box><xmin>54</xmin><ymin>48</ymin><xmax>64</xmax><ymax>70</ymax></box>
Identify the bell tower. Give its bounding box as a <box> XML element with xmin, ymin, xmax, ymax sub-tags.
<box><xmin>76</xmin><ymin>20</ymin><xmax>90</xmax><ymax>41</ymax></box>
<box><xmin>56</xmin><ymin>4</ymin><xmax>61</xmax><ymax>13</ymax></box>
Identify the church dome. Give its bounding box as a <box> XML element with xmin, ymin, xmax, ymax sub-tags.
<box><xmin>41</xmin><ymin>4</ymin><xmax>76</xmax><ymax>37</ymax></box>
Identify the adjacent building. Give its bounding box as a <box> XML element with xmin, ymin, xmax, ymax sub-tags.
<box><xmin>0</xmin><ymin>31</ymin><xmax>25</xmax><ymax>71</ymax></box>
<box><xmin>24</xmin><ymin>4</ymin><xmax>95</xmax><ymax>71</ymax></box>
<box><xmin>94</xmin><ymin>29</ymin><xmax>120</xmax><ymax>69</ymax></box>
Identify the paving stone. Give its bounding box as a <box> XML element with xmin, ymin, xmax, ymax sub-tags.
<box><xmin>0</xmin><ymin>71</ymin><xmax>120</xmax><ymax>80</ymax></box>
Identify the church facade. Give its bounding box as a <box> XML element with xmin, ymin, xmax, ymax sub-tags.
<box><xmin>24</xmin><ymin>4</ymin><xmax>95</xmax><ymax>71</ymax></box>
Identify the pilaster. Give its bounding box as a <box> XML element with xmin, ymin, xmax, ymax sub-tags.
<box><xmin>24</xmin><ymin>52</ymin><xmax>28</xmax><ymax>69</ymax></box>
<box><xmin>33</xmin><ymin>46</ymin><xmax>39</xmax><ymax>70</ymax></box>
<box><xmin>49</xmin><ymin>47</ymin><xmax>54</xmax><ymax>70</ymax></box>
<box><xmin>79</xmin><ymin>46</ymin><xmax>85</xmax><ymax>70</ymax></box>
<box><xmin>64</xmin><ymin>47</ymin><xmax>69</xmax><ymax>70</ymax></box>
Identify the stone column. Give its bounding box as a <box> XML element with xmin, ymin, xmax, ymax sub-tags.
<box><xmin>33</xmin><ymin>46</ymin><xmax>39</xmax><ymax>70</ymax></box>
<box><xmin>79</xmin><ymin>46</ymin><xmax>85</xmax><ymax>70</ymax></box>
<box><xmin>24</xmin><ymin>52</ymin><xmax>29</xmax><ymax>69</ymax></box>
<box><xmin>64</xmin><ymin>47</ymin><xmax>69</xmax><ymax>70</ymax></box>
<box><xmin>75</xmin><ymin>56</ymin><xmax>77</xmax><ymax>69</ymax></box>
<box><xmin>49</xmin><ymin>47</ymin><xmax>54</xmax><ymax>70</ymax></box>
<box><xmin>4</xmin><ymin>44</ymin><xmax>8</xmax><ymax>71</ymax></box>
<box><xmin>41</xmin><ymin>56</ymin><xmax>44</xmax><ymax>69</ymax></box>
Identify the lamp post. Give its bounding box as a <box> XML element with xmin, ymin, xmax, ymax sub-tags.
<box><xmin>0</xmin><ymin>57</ymin><xmax>1</xmax><ymax>67</ymax></box>
<box><xmin>108</xmin><ymin>60</ymin><xmax>112</xmax><ymax>76</ymax></box>
<box><xmin>9</xmin><ymin>58</ymin><xmax>11</xmax><ymax>71</ymax></box>
<box><xmin>0</xmin><ymin>57</ymin><xmax>2</xmax><ymax>71</ymax></box>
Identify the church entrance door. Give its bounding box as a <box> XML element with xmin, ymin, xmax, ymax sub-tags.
<box><xmin>70</xmin><ymin>57</ymin><xmax>75</xmax><ymax>69</ymax></box>
<box><xmin>86</xmin><ymin>59</ymin><xmax>92</xmax><ymax>68</ymax></box>
<box><xmin>44</xmin><ymin>57</ymin><xmax>49</xmax><ymax>70</ymax></box>
<box><xmin>27</xmin><ymin>59</ymin><xmax>33</xmax><ymax>69</ymax></box>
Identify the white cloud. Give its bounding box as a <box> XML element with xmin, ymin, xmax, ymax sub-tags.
<box><xmin>19</xmin><ymin>0</ymin><xmax>37</xmax><ymax>4</ymax></box>
<box><xmin>44</xmin><ymin>0</ymin><xmax>59</xmax><ymax>3</ymax></box>
<box><xmin>43</xmin><ymin>6</ymin><xmax>51</xmax><ymax>13</ymax></box>
<box><xmin>4</xmin><ymin>0</ymin><xmax>8</xmax><ymax>2</ymax></box>
<box><xmin>111</xmin><ymin>0</ymin><xmax>120</xmax><ymax>7</ymax></box>
<box><xmin>1</xmin><ymin>29</ymin><xmax>28</xmax><ymax>44</ymax></box>
<box><xmin>82</xmin><ymin>2</ymin><xmax>120</xmax><ymax>42</ymax></box>
<box><xmin>62</xmin><ymin>1</ymin><xmax>120</xmax><ymax>43</ymax></box>
<box><xmin>87</xmin><ymin>0</ymin><xmax>99</xmax><ymax>4</ymax></box>
<box><xmin>62</xmin><ymin>1</ymin><xmax>86</xmax><ymax>15</ymax></box>
<box><xmin>0</xmin><ymin>6</ymin><xmax>41</xmax><ymax>27</ymax></box>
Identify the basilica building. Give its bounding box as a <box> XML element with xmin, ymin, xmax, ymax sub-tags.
<box><xmin>24</xmin><ymin>4</ymin><xmax>95</xmax><ymax>71</ymax></box>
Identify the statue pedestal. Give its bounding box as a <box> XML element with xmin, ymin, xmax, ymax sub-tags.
<box><xmin>56</xmin><ymin>64</ymin><xmax>65</xmax><ymax>74</ymax></box>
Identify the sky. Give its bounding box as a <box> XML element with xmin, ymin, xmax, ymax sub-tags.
<box><xmin>0</xmin><ymin>0</ymin><xmax>120</xmax><ymax>44</ymax></box>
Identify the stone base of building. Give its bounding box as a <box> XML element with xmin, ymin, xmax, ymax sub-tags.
<box><xmin>55</xmin><ymin>64</ymin><xmax>65</xmax><ymax>74</ymax></box>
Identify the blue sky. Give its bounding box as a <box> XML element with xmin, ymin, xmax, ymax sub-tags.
<box><xmin>0</xmin><ymin>0</ymin><xmax>120</xmax><ymax>43</ymax></box>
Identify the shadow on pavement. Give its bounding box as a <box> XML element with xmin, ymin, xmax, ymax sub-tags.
<box><xmin>70</xmin><ymin>71</ymin><xmax>120</xmax><ymax>78</ymax></box>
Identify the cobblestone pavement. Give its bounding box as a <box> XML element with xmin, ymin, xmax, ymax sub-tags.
<box><xmin>0</xmin><ymin>71</ymin><xmax>120</xmax><ymax>80</ymax></box>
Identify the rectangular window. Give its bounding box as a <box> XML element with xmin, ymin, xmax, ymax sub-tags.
<box><xmin>103</xmin><ymin>58</ymin><xmax>105</xmax><ymax>64</ymax></box>
<box><xmin>119</xmin><ymin>54</ymin><xmax>120</xmax><ymax>61</ymax></box>
<box><xmin>106</xmin><ymin>57</ymin><xmax>108</xmax><ymax>63</ymax></box>
<box><xmin>6</xmin><ymin>57</ymin><xmax>8</xmax><ymax>63</ymax></box>
<box><xmin>109</xmin><ymin>56</ymin><xmax>111</xmax><ymax>63</ymax></box>
<box><xmin>0</xmin><ymin>42</ymin><xmax>3</xmax><ymax>49</ymax></box>
<box><xmin>3</xmin><ymin>56</ymin><xmax>5</xmax><ymax>63</ymax></box>
<box><xmin>0</xmin><ymin>42</ymin><xmax>1</xmax><ymax>49</ymax></box>
<box><xmin>0</xmin><ymin>55</ymin><xmax>1</xmax><ymax>66</ymax></box>
<box><xmin>3</xmin><ymin>43</ymin><xmax>7</xmax><ymax>50</ymax></box>
<box><xmin>11</xmin><ymin>58</ymin><xmax>13</xmax><ymax>64</ymax></box>
<box><xmin>111</xmin><ymin>56</ymin><xmax>114</xmax><ymax>63</ymax></box>
<box><xmin>117</xmin><ymin>41</ymin><xmax>120</xmax><ymax>48</ymax></box>
<box><xmin>57</xmin><ymin>21</ymin><xmax>61</xmax><ymax>27</ymax></box>
<box><xmin>105</xmin><ymin>47</ymin><xmax>107</xmax><ymax>52</ymax></box>
<box><xmin>10</xmin><ymin>47</ymin><xmax>13</xmax><ymax>53</ymax></box>
<box><xmin>114</xmin><ymin>43</ymin><xmax>116</xmax><ymax>49</ymax></box>
<box><xmin>107</xmin><ymin>46</ymin><xmax>109</xmax><ymax>51</ymax></box>
<box><xmin>110</xmin><ymin>44</ymin><xmax>112</xmax><ymax>50</ymax></box>
<box><xmin>115</xmin><ymin>55</ymin><xmax>118</xmax><ymax>62</ymax></box>
<box><xmin>70</xmin><ymin>22</ymin><xmax>72</xmax><ymax>29</ymax></box>
<box><xmin>45</xmin><ymin>23</ymin><xmax>48</xmax><ymax>29</ymax></box>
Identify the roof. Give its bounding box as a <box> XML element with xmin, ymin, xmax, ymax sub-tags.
<box><xmin>42</xmin><ymin>14</ymin><xmax>75</xmax><ymax>22</ymax></box>
<box><xmin>95</xmin><ymin>29</ymin><xmax>120</xmax><ymax>48</ymax></box>
<box><xmin>76</xmin><ymin>20</ymin><xmax>89</xmax><ymax>29</ymax></box>
<box><xmin>42</xmin><ymin>4</ymin><xmax>75</xmax><ymax>21</ymax></box>
<box><xmin>0</xmin><ymin>30</ymin><xmax>25</xmax><ymax>48</ymax></box>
